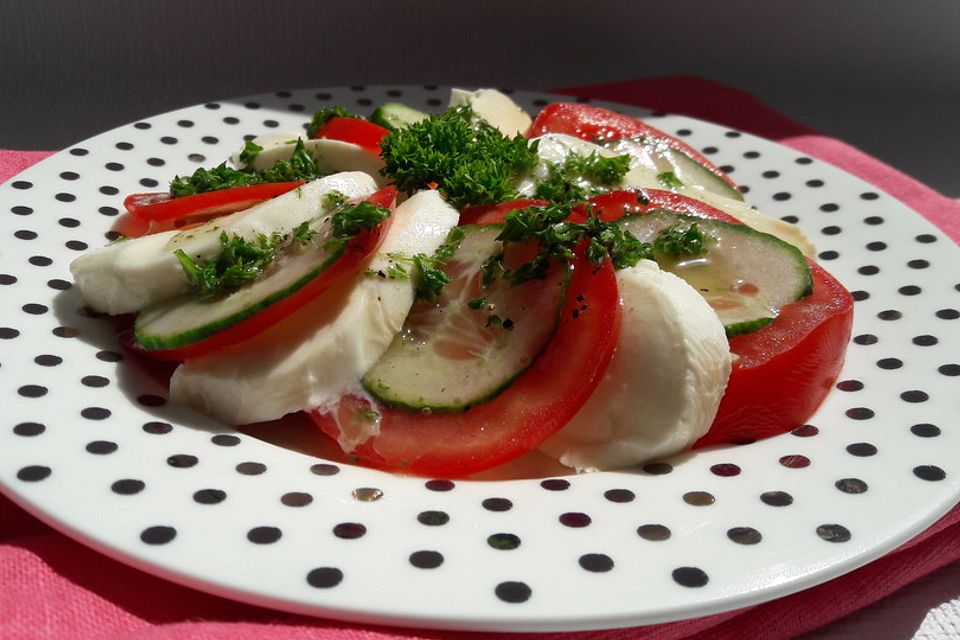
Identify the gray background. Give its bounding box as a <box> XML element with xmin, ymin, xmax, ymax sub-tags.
<box><xmin>1</xmin><ymin>1</ymin><xmax>958</xmax><ymax>196</ymax></box>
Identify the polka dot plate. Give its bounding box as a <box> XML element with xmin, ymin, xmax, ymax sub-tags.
<box><xmin>1</xmin><ymin>86</ymin><xmax>958</xmax><ymax>632</ymax></box>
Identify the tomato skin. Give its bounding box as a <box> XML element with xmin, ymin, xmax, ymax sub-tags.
<box><xmin>528</xmin><ymin>103</ymin><xmax>737</xmax><ymax>190</ymax></box>
<box><xmin>311</xmin><ymin>117</ymin><xmax>390</xmax><ymax>154</ymax></box>
<box><xmin>587</xmin><ymin>189</ymin><xmax>853</xmax><ymax>446</ymax></box>
<box><xmin>124</xmin><ymin>182</ymin><xmax>304</xmax><ymax>223</ymax></box>
<box><xmin>458</xmin><ymin>198</ymin><xmax>548</xmax><ymax>225</ymax></box>
<box><xmin>130</xmin><ymin>186</ymin><xmax>397</xmax><ymax>362</ymax></box>
<box><xmin>309</xmin><ymin>246</ymin><xmax>621</xmax><ymax>478</ymax></box>
<box><xmin>695</xmin><ymin>261</ymin><xmax>852</xmax><ymax>447</ymax></box>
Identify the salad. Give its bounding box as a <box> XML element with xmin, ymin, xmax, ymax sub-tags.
<box><xmin>69</xmin><ymin>88</ymin><xmax>854</xmax><ymax>478</ymax></box>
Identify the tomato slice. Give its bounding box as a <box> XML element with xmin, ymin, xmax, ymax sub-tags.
<box><xmin>528</xmin><ymin>103</ymin><xmax>737</xmax><ymax>190</ymax></box>
<box><xmin>126</xmin><ymin>186</ymin><xmax>397</xmax><ymax>362</ymax></box>
<box><xmin>309</xmin><ymin>244</ymin><xmax>621</xmax><ymax>478</ymax></box>
<box><xmin>458</xmin><ymin>198</ymin><xmax>548</xmax><ymax>225</ymax></box>
<box><xmin>587</xmin><ymin>189</ymin><xmax>853</xmax><ymax>446</ymax></box>
<box><xmin>124</xmin><ymin>181</ymin><xmax>304</xmax><ymax>223</ymax></box>
<box><xmin>311</xmin><ymin>117</ymin><xmax>390</xmax><ymax>154</ymax></box>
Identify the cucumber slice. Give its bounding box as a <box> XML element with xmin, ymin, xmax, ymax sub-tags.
<box><xmin>362</xmin><ymin>224</ymin><xmax>569</xmax><ymax>411</ymax></box>
<box><xmin>370</xmin><ymin>103</ymin><xmax>429</xmax><ymax>132</ymax></box>
<box><xmin>618</xmin><ymin>211</ymin><xmax>812</xmax><ymax>336</ymax></box>
<box><xmin>134</xmin><ymin>225</ymin><xmax>346</xmax><ymax>351</ymax></box>
<box><xmin>605</xmin><ymin>137</ymin><xmax>744</xmax><ymax>201</ymax></box>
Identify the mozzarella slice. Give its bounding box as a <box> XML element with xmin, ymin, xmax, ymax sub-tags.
<box><xmin>538</xmin><ymin>260</ymin><xmax>731</xmax><ymax>472</ymax></box>
<box><xmin>69</xmin><ymin>172</ymin><xmax>377</xmax><ymax>315</ymax></box>
<box><xmin>449</xmin><ymin>88</ymin><xmax>532</xmax><ymax>137</ymax></box>
<box><xmin>232</xmin><ymin>133</ymin><xmax>386</xmax><ymax>186</ymax></box>
<box><xmin>168</xmin><ymin>189</ymin><xmax>460</xmax><ymax>425</ymax></box>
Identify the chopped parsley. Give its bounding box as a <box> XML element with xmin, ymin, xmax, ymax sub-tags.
<box><xmin>657</xmin><ymin>171</ymin><xmax>684</xmax><ymax>189</ymax></box>
<box><xmin>239</xmin><ymin>140</ymin><xmax>263</xmax><ymax>165</ymax></box>
<box><xmin>379</xmin><ymin>105</ymin><xmax>537</xmax><ymax>208</ymax></box>
<box><xmin>322</xmin><ymin>190</ymin><xmax>349</xmax><ymax>209</ymax></box>
<box><xmin>378</xmin><ymin>227</ymin><xmax>465</xmax><ymax>301</ymax></box>
<box><xmin>169</xmin><ymin>139</ymin><xmax>326</xmax><ymax>197</ymax></box>
<box><xmin>653</xmin><ymin>222</ymin><xmax>712</xmax><ymax>257</ymax></box>
<box><xmin>533</xmin><ymin>151</ymin><xmax>631</xmax><ymax>205</ymax></box>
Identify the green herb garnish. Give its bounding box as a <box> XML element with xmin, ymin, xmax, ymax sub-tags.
<box><xmin>653</xmin><ymin>222</ymin><xmax>712</xmax><ymax>257</ymax></box>
<box><xmin>239</xmin><ymin>140</ymin><xmax>263</xmax><ymax>165</ymax></box>
<box><xmin>379</xmin><ymin>105</ymin><xmax>537</xmax><ymax>208</ymax></box>
<box><xmin>306</xmin><ymin>106</ymin><xmax>360</xmax><ymax>138</ymax></box>
<box><xmin>657</xmin><ymin>171</ymin><xmax>684</xmax><ymax>189</ymax></box>
<box><xmin>533</xmin><ymin>152</ymin><xmax>631</xmax><ymax>205</ymax></box>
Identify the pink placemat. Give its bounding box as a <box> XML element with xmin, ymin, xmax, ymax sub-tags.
<box><xmin>2</xmin><ymin>76</ymin><xmax>959</xmax><ymax>640</ymax></box>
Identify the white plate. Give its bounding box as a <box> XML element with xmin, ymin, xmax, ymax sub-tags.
<box><xmin>1</xmin><ymin>86</ymin><xmax>958</xmax><ymax>632</ymax></box>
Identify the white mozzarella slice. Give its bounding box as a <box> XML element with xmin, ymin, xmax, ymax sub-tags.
<box><xmin>168</xmin><ymin>189</ymin><xmax>460</xmax><ymax>425</ymax></box>
<box><xmin>539</xmin><ymin>260</ymin><xmax>731</xmax><ymax>472</ymax></box>
<box><xmin>69</xmin><ymin>173</ymin><xmax>377</xmax><ymax>315</ymax></box>
<box><xmin>449</xmin><ymin>88</ymin><xmax>532</xmax><ymax>137</ymax></box>
<box><xmin>232</xmin><ymin>133</ymin><xmax>386</xmax><ymax>186</ymax></box>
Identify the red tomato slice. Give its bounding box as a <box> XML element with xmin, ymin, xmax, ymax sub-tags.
<box><xmin>127</xmin><ymin>186</ymin><xmax>397</xmax><ymax>362</ymax></box>
<box><xmin>311</xmin><ymin>117</ymin><xmax>390</xmax><ymax>154</ymax></box>
<box><xmin>458</xmin><ymin>198</ymin><xmax>548</xmax><ymax>225</ymax></box>
<box><xmin>587</xmin><ymin>189</ymin><xmax>854</xmax><ymax>446</ymax></box>
<box><xmin>528</xmin><ymin>103</ymin><xmax>737</xmax><ymax>190</ymax></box>
<box><xmin>309</xmin><ymin>245</ymin><xmax>621</xmax><ymax>478</ymax></box>
<box><xmin>124</xmin><ymin>181</ymin><xmax>304</xmax><ymax>223</ymax></box>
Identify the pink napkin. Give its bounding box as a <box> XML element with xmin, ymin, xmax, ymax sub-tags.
<box><xmin>2</xmin><ymin>76</ymin><xmax>959</xmax><ymax>640</ymax></box>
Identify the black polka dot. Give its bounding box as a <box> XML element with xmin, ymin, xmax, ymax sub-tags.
<box><xmin>133</xmin><ymin>122</ymin><xmax>151</xmax><ymax>130</ymax></box>
<box><xmin>779</xmin><ymin>455</ymin><xmax>811</xmax><ymax>468</ymax></box>
<box><xmin>853</xmin><ymin>334</ymin><xmax>878</xmax><ymax>345</ymax></box>
<box><xmin>836</xmin><ymin>478</ymin><xmax>868</xmax><ymax>494</ymax></box>
<box><xmin>332</xmin><ymin>522</ymin><xmax>366</xmax><ymax>539</ymax></box>
<box><xmin>55</xmin><ymin>192</ymin><xmax>76</xmax><ymax>203</ymax></box>
<box><xmin>912</xmin><ymin>335</ymin><xmax>938</xmax><ymax>347</ymax></box>
<box><xmin>857</xmin><ymin>265</ymin><xmax>879</xmax><ymax>276</ymax></box>
<box><xmin>911</xmin><ymin>423</ymin><xmax>941</xmax><ymax>438</ymax></box>
<box><xmin>900</xmin><ymin>390</ymin><xmax>929</xmax><ymax>403</ymax></box>
<box><xmin>864</xmin><ymin>216</ymin><xmax>884</xmax><ymax>225</ymax></box>
<box><xmin>540</xmin><ymin>478</ymin><xmax>570</xmax><ymax>490</ymax></box>
<box><xmin>913</xmin><ymin>465</ymin><xmax>946</xmax><ymax>481</ymax></box>
<box><xmin>236</xmin><ymin>461</ymin><xmax>266</xmax><ymax>475</ymax></box>
<box><xmin>223</xmin><ymin>117</ymin><xmax>239</xmax><ymax>125</ymax></box>
<box><xmin>817</xmin><ymin>524</ymin><xmax>851</xmax><ymax>542</ymax></box>
<box><xmin>176</xmin><ymin>119</ymin><xmax>194</xmax><ymax>128</ymax></box>
<box><xmin>288</xmin><ymin>104</ymin><xmax>305</xmax><ymax>112</ymax></box>
<box><xmin>211</xmin><ymin>434</ymin><xmax>240</xmax><ymax>446</ymax></box>
<box><xmin>99</xmin><ymin>206</ymin><xmax>119</xmax><ymax>217</ymax></box>
<box><xmin>878</xmin><ymin>309</ymin><xmax>902</xmax><ymax>321</ymax></box>
<box><xmin>15</xmin><ymin>229</ymin><xmax>38</xmax><ymax>240</ymax></box>
<box><xmin>701</xmin><ymin>146</ymin><xmax>718</xmax><ymax>154</ymax></box>
<box><xmin>672</xmin><ymin>567</ymin><xmax>709</xmax><ymax>588</ymax></box>
<box><xmin>796</xmin><ymin>157</ymin><xmax>813</xmax><ymax>165</ymax></box>
<box><xmin>845</xmin><ymin>407</ymin><xmax>875</xmax><ymax>420</ymax></box>
<box><xmin>167</xmin><ymin>454</ymin><xmax>198</xmax><ymax>467</ymax></box>
<box><xmin>0</xmin><ymin>274</ymin><xmax>16</xmax><ymax>285</ymax></box>
<box><xmin>495</xmin><ymin>581</ymin><xmax>531</xmax><ymax>603</ymax></box>
<box><xmin>137</xmin><ymin>394</ymin><xmax>166</xmax><ymax>407</ymax></box>
<box><xmin>727</xmin><ymin>527</ymin><xmax>762</xmax><ymax>545</ymax></box>
<box><xmin>263</xmin><ymin>119</ymin><xmax>280</xmax><ymax>128</ymax></box>
<box><xmin>310</xmin><ymin>463</ymin><xmax>339</xmax><ymax>476</ymax></box>
<box><xmin>915</xmin><ymin>234</ymin><xmax>937</xmax><ymax>244</ymax></box>
<box><xmin>772</xmin><ymin>192</ymin><xmax>791</xmax><ymax>201</ymax></box>
<box><xmin>818</xmin><ymin>250</ymin><xmax>839</xmax><ymax>261</ymax></box>
<box><xmin>23</xmin><ymin>303</ymin><xmax>48</xmax><ymax>315</ymax></box>
<box><xmin>938</xmin><ymin>364</ymin><xmax>960</xmax><ymax>376</ymax></box>
<box><xmin>188</xmin><ymin>153</ymin><xmax>206</xmax><ymax>162</ymax></box>
<box><xmin>425</xmin><ymin>479</ymin><xmax>454</xmax><ymax>492</ymax></box>
<box><xmin>86</xmin><ymin>440</ymin><xmax>118</xmax><ymax>454</ymax></box>
<box><xmin>147</xmin><ymin>157</ymin><xmax>165</xmax><ymax>167</ymax></box>
<box><xmin>805</xmin><ymin>179</ymin><xmax>824</xmax><ymax>187</ymax></box>
<box><xmin>80</xmin><ymin>407</ymin><xmax>110</xmax><ymax>420</ymax></box>
<box><xmin>819</xmin><ymin>203</ymin><xmax>839</xmax><ymax>212</ymax></box>
<box><xmin>81</xmin><ymin>375</ymin><xmax>109</xmax><ymax>388</ymax></box>
<box><xmin>846</xmin><ymin>442</ymin><xmax>877</xmax><ymax>457</ymax></box>
<box><xmin>0</xmin><ymin>327</ymin><xmax>21</xmax><ymax>339</ymax></box>
<box><xmin>743</xmin><ymin>151</ymin><xmax>761</xmax><ymax>159</ymax></box>
<box><xmin>866</xmin><ymin>241</ymin><xmax>887</xmax><ymax>251</ymax></box>
<box><xmin>836</xmin><ymin>379</ymin><xmax>864</xmax><ymax>391</ymax></box>
<box><xmin>488</xmin><ymin>533</ymin><xmax>521</xmax><ymax>550</ymax></box>
<box><xmin>718</xmin><ymin>164</ymin><xmax>735</xmax><ymax>174</ymax></box>
<box><xmin>95</xmin><ymin>350</ymin><xmax>123</xmax><ymax>362</ymax></box>
<box><xmin>603</xmin><ymin>489</ymin><xmax>635</xmax><ymax>503</ymax></box>
<box><xmin>482</xmin><ymin>497</ymin><xmax>513</xmax><ymax>511</ymax></box>
<box><xmin>860</xmin><ymin>191</ymin><xmax>880</xmax><ymax>200</ymax></box>
<box><xmin>898</xmin><ymin>285</ymin><xmax>922</xmax><ymax>296</ymax></box>
<box><xmin>683</xmin><ymin>491</ymin><xmax>715</xmax><ymax>506</ymax></box>
<box><xmin>47</xmin><ymin>279</ymin><xmax>72</xmax><ymax>290</ymax></box>
<box><xmin>17</xmin><ymin>465</ymin><xmax>51</xmax><ymax>481</ymax></box>
<box><xmin>579</xmin><ymin>553</ymin><xmax>614</xmax><ymax>572</ymax></box>
<box><xmin>11</xmin><ymin>180</ymin><xmax>33</xmax><ymax>189</ymax></box>
<box><xmin>762</xmin><ymin>170</ymin><xmax>779</xmax><ymax>178</ymax></box>
<box><xmin>34</xmin><ymin>354</ymin><xmax>62</xmax><ymax>366</ymax></box>
<box><xmin>792</xmin><ymin>424</ymin><xmax>819</xmax><ymax>437</ymax></box>
<box><xmin>201</xmin><ymin>136</ymin><xmax>219</xmax><ymax>144</ymax></box>
<box><xmin>29</xmin><ymin>256</ymin><xmax>53</xmax><ymax>267</ymax></box>
<box><xmin>821</xmin><ymin>226</ymin><xmax>842</xmax><ymax>236</ymax></box>
<box><xmin>139</xmin><ymin>178</ymin><xmax>159</xmax><ymax>188</ymax></box>
<box><xmin>877</xmin><ymin>358</ymin><xmax>902</xmax><ymax>370</ymax></box>
<box><xmin>140</xmin><ymin>526</ymin><xmax>176</xmax><ymax>544</ymax></box>
<box><xmin>935</xmin><ymin>308</ymin><xmax>958</xmax><ymax>320</ymax></box>
<box><xmin>761</xmin><ymin>491</ymin><xmax>793</xmax><ymax>507</ymax></box>
<box><xmin>281</xmin><ymin>492</ymin><xmax>313</xmax><ymax>507</ymax></box>
<box><xmin>193</xmin><ymin>489</ymin><xmax>226</xmax><ymax>504</ymax></box>
<box><xmin>247</xmin><ymin>526</ymin><xmax>282</xmax><ymax>544</ymax></box>
<box><xmin>637</xmin><ymin>524</ymin><xmax>671</xmax><ymax>541</ymax></box>
<box><xmin>11</xmin><ymin>205</ymin><xmax>33</xmax><ymax>215</ymax></box>
<box><xmin>643</xmin><ymin>462</ymin><xmax>673</xmax><ymax>475</ymax></box>
<box><xmin>409</xmin><ymin>550</ymin><xmax>444</xmax><ymax>569</ymax></box>
<box><xmin>18</xmin><ymin>385</ymin><xmax>47</xmax><ymax>398</ymax></box>
<box><xmin>143</xmin><ymin>421</ymin><xmax>172</xmax><ymax>434</ymax></box>
<box><xmin>112</xmin><ymin>479</ymin><xmax>145</xmax><ymax>495</ymax></box>
<box><xmin>306</xmin><ymin>567</ymin><xmax>342</xmax><ymax>588</ymax></box>
<box><xmin>417</xmin><ymin>510</ymin><xmax>449</xmax><ymax>526</ymax></box>
<box><xmin>205</xmin><ymin>102</ymin><xmax>222</xmax><ymax>109</ymax></box>
<box><xmin>160</xmin><ymin>136</ymin><xmax>177</xmax><ymax>145</ymax></box>
<box><xmin>14</xmin><ymin>422</ymin><xmax>45</xmax><ymax>436</ymax></box>
<box><xmin>105</xmin><ymin>162</ymin><xmax>124</xmax><ymax>172</ymax></box>
<box><xmin>559</xmin><ymin>512</ymin><xmax>592</xmax><ymax>527</ymax></box>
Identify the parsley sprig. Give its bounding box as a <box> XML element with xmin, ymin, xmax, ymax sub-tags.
<box><xmin>169</xmin><ymin>139</ymin><xmax>326</xmax><ymax>198</ymax></box>
<box><xmin>533</xmin><ymin>152</ymin><xmax>631</xmax><ymax>206</ymax></box>
<box><xmin>379</xmin><ymin>106</ymin><xmax>537</xmax><ymax>208</ymax></box>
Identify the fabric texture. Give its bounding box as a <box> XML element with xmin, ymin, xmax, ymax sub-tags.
<box><xmin>2</xmin><ymin>76</ymin><xmax>959</xmax><ymax>639</ymax></box>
